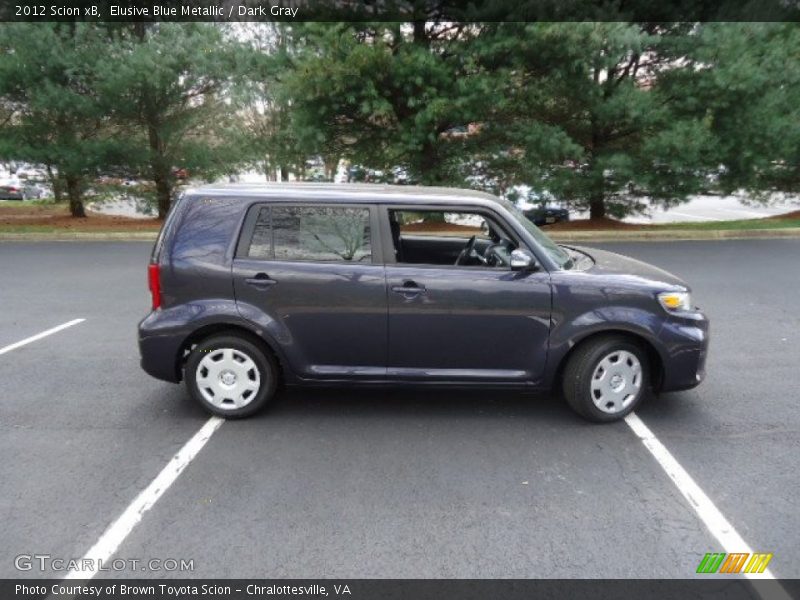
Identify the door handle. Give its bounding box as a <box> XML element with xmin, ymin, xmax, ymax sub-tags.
<box><xmin>391</xmin><ymin>280</ymin><xmax>426</xmax><ymax>296</ymax></box>
<box><xmin>245</xmin><ymin>273</ymin><xmax>277</xmax><ymax>289</ymax></box>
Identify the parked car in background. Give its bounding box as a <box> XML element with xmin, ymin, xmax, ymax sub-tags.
<box><xmin>139</xmin><ymin>183</ymin><xmax>708</xmax><ymax>423</ymax></box>
<box><xmin>0</xmin><ymin>178</ymin><xmax>46</xmax><ymax>200</ymax></box>
<box><xmin>16</xmin><ymin>168</ymin><xmax>48</xmax><ymax>181</ymax></box>
<box><xmin>524</xmin><ymin>205</ymin><xmax>571</xmax><ymax>226</ymax></box>
<box><xmin>23</xmin><ymin>181</ymin><xmax>48</xmax><ymax>199</ymax></box>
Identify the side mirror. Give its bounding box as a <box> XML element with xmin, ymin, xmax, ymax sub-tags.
<box><xmin>510</xmin><ymin>249</ymin><xmax>536</xmax><ymax>271</ymax></box>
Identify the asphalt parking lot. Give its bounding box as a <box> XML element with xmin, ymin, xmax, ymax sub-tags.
<box><xmin>620</xmin><ymin>194</ymin><xmax>796</xmax><ymax>224</ymax></box>
<box><xmin>1</xmin><ymin>239</ymin><xmax>798</xmax><ymax>580</ymax></box>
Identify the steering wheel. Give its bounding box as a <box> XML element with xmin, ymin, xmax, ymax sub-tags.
<box><xmin>483</xmin><ymin>239</ymin><xmax>512</xmax><ymax>268</ymax></box>
<box><xmin>455</xmin><ymin>235</ymin><xmax>478</xmax><ymax>266</ymax></box>
<box><xmin>482</xmin><ymin>242</ymin><xmax>503</xmax><ymax>267</ymax></box>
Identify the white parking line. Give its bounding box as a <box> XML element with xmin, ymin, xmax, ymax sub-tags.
<box><xmin>0</xmin><ymin>318</ymin><xmax>85</xmax><ymax>356</ymax></box>
<box><xmin>64</xmin><ymin>416</ymin><xmax>224</xmax><ymax>579</ymax></box>
<box><xmin>625</xmin><ymin>413</ymin><xmax>791</xmax><ymax>599</ymax></box>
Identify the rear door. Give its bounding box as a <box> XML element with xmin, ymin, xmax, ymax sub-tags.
<box><xmin>233</xmin><ymin>203</ymin><xmax>387</xmax><ymax>380</ymax></box>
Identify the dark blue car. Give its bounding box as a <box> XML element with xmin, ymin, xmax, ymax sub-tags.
<box><xmin>523</xmin><ymin>205</ymin><xmax>570</xmax><ymax>226</ymax></box>
<box><xmin>139</xmin><ymin>183</ymin><xmax>708</xmax><ymax>422</ymax></box>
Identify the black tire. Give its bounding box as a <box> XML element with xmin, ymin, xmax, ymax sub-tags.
<box><xmin>185</xmin><ymin>334</ymin><xmax>278</xmax><ymax>419</ymax></box>
<box><xmin>562</xmin><ymin>335</ymin><xmax>649</xmax><ymax>423</ymax></box>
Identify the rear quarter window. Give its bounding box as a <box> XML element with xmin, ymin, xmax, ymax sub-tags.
<box><xmin>151</xmin><ymin>193</ymin><xmax>186</xmax><ymax>262</ymax></box>
<box><xmin>170</xmin><ymin>195</ymin><xmax>247</xmax><ymax>263</ymax></box>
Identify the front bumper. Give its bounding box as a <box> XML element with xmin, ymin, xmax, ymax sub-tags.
<box><xmin>657</xmin><ymin>310</ymin><xmax>710</xmax><ymax>392</ymax></box>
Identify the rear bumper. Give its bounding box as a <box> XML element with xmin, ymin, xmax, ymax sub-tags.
<box><xmin>657</xmin><ymin>310</ymin><xmax>710</xmax><ymax>392</ymax></box>
<box><xmin>138</xmin><ymin>311</ymin><xmax>184</xmax><ymax>383</ymax></box>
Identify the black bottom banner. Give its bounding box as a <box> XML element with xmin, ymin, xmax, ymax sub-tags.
<box><xmin>2</xmin><ymin>579</ymin><xmax>799</xmax><ymax>600</ymax></box>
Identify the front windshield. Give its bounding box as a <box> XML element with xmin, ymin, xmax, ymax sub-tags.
<box><xmin>500</xmin><ymin>199</ymin><xmax>573</xmax><ymax>269</ymax></box>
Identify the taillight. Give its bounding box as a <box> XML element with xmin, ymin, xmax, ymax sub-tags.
<box><xmin>148</xmin><ymin>263</ymin><xmax>161</xmax><ymax>310</ymax></box>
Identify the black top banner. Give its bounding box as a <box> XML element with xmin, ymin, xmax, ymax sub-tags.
<box><xmin>1</xmin><ymin>0</ymin><xmax>799</xmax><ymax>22</ymax></box>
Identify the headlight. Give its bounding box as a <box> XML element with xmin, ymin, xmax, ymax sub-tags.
<box><xmin>657</xmin><ymin>291</ymin><xmax>692</xmax><ymax>312</ymax></box>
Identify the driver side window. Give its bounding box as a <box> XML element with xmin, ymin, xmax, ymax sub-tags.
<box><xmin>388</xmin><ymin>209</ymin><xmax>516</xmax><ymax>268</ymax></box>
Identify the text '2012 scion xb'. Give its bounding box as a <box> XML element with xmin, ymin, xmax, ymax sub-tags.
<box><xmin>138</xmin><ymin>183</ymin><xmax>709</xmax><ymax>423</ymax></box>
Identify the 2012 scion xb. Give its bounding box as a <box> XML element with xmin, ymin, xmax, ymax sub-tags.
<box><xmin>138</xmin><ymin>184</ymin><xmax>708</xmax><ymax>422</ymax></box>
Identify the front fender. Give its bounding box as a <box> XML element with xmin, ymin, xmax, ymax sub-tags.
<box><xmin>544</xmin><ymin>305</ymin><xmax>668</xmax><ymax>389</ymax></box>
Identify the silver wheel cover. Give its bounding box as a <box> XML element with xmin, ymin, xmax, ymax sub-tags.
<box><xmin>195</xmin><ymin>347</ymin><xmax>261</xmax><ymax>410</ymax></box>
<box><xmin>590</xmin><ymin>350</ymin><xmax>642</xmax><ymax>414</ymax></box>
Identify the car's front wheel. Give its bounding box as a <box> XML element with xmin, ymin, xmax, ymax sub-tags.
<box><xmin>185</xmin><ymin>334</ymin><xmax>278</xmax><ymax>418</ymax></box>
<box><xmin>562</xmin><ymin>335</ymin><xmax>649</xmax><ymax>422</ymax></box>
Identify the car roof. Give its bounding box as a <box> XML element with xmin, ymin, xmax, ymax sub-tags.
<box><xmin>183</xmin><ymin>182</ymin><xmax>504</xmax><ymax>207</ymax></box>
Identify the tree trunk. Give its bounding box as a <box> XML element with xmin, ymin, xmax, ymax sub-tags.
<box><xmin>280</xmin><ymin>166</ymin><xmax>289</xmax><ymax>182</ymax></box>
<box><xmin>412</xmin><ymin>20</ymin><xmax>427</xmax><ymax>45</ymax></box>
<box><xmin>420</xmin><ymin>142</ymin><xmax>445</xmax><ymax>224</ymax></box>
<box><xmin>65</xmin><ymin>175</ymin><xmax>85</xmax><ymax>218</ymax></box>
<box><xmin>46</xmin><ymin>165</ymin><xmax>63</xmax><ymax>203</ymax></box>
<box><xmin>589</xmin><ymin>193</ymin><xmax>606</xmax><ymax>220</ymax></box>
<box><xmin>588</xmin><ymin>120</ymin><xmax>606</xmax><ymax>221</ymax></box>
<box><xmin>147</xmin><ymin>121</ymin><xmax>172</xmax><ymax>219</ymax></box>
<box><xmin>417</xmin><ymin>140</ymin><xmax>441</xmax><ymax>186</ymax></box>
<box><xmin>324</xmin><ymin>156</ymin><xmax>339</xmax><ymax>181</ymax></box>
<box><xmin>54</xmin><ymin>178</ymin><xmax>64</xmax><ymax>204</ymax></box>
<box><xmin>153</xmin><ymin>170</ymin><xmax>171</xmax><ymax>219</ymax></box>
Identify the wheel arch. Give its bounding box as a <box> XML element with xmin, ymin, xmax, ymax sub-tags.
<box><xmin>175</xmin><ymin>323</ymin><xmax>286</xmax><ymax>384</ymax></box>
<box><xmin>553</xmin><ymin>329</ymin><xmax>665</xmax><ymax>393</ymax></box>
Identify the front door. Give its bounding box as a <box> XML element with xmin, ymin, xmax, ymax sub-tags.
<box><xmin>233</xmin><ymin>203</ymin><xmax>386</xmax><ymax>379</ymax></box>
<box><xmin>383</xmin><ymin>207</ymin><xmax>551</xmax><ymax>383</ymax></box>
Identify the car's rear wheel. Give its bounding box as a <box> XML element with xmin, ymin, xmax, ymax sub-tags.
<box><xmin>185</xmin><ymin>334</ymin><xmax>278</xmax><ymax>418</ymax></box>
<box><xmin>562</xmin><ymin>335</ymin><xmax>648</xmax><ymax>422</ymax></box>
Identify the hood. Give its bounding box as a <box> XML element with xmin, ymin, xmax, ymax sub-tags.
<box><xmin>569</xmin><ymin>245</ymin><xmax>688</xmax><ymax>291</ymax></box>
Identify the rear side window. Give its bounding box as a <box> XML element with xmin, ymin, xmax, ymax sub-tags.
<box><xmin>246</xmin><ymin>206</ymin><xmax>372</xmax><ymax>262</ymax></box>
